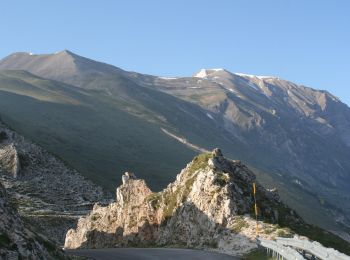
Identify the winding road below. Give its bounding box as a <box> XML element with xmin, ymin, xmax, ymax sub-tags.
<box><xmin>66</xmin><ymin>248</ymin><xmax>239</xmax><ymax>260</ymax></box>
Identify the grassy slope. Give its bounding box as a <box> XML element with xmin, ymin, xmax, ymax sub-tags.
<box><xmin>243</xmin><ymin>249</ymin><xmax>274</xmax><ymax>260</ymax></box>
<box><xmin>0</xmin><ymin>71</ymin><xmax>197</xmax><ymax>191</ymax></box>
<box><xmin>249</xmin><ymin>170</ymin><xmax>350</xmax><ymax>255</ymax></box>
<box><xmin>251</xmin><ymin>166</ymin><xmax>338</xmax><ymax>230</ymax></box>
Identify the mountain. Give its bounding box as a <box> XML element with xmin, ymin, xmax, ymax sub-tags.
<box><xmin>0</xmin><ymin>50</ymin><xmax>350</xmax><ymax>237</ymax></box>
<box><xmin>0</xmin><ymin>50</ymin><xmax>124</xmax><ymax>88</ymax></box>
<box><xmin>64</xmin><ymin>150</ymin><xmax>350</xmax><ymax>256</ymax></box>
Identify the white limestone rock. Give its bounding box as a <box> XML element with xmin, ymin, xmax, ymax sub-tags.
<box><xmin>65</xmin><ymin>149</ymin><xmax>297</xmax><ymax>256</ymax></box>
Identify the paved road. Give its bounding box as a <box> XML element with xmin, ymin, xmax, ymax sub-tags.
<box><xmin>66</xmin><ymin>248</ymin><xmax>240</xmax><ymax>260</ymax></box>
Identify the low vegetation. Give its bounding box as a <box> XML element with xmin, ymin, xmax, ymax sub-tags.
<box><xmin>146</xmin><ymin>153</ymin><xmax>213</xmax><ymax>220</ymax></box>
<box><xmin>0</xmin><ymin>233</ymin><xmax>12</xmax><ymax>249</ymax></box>
<box><xmin>243</xmin><ymin>248</ymin><xmax>275</xmax><ymax>260</ymax></box>
<box><xmin>0</xmin><ymin>131</ymin><xmax>7</xmax><ymax>142</ymax></box>
<box><xmin>187</xmin><ymin>152</ymin><xmax>212</xmax><ymax>174</ymax></box>
<box><xmin>230</xmin><ymin>216</ymin><xmax>249</xmax><ymax>233</ymax></box>
<box><xmin>249</xmin><ymin>183</ymin><xmax>350</xmax><ymax>255</ymax></box>
<box><xmin>215</xmin><ymin>172</ymin><xmax>230</xmax><ymax>186</ymax></box>
<box><xmin>275</xmin><ymin>204</ymin><xmax>350</xmax><ymax>255</ymax></box>
<box><xmin>90</xmin><ymin>213</ymin><xmax>100</xmax><ymax>221</ymax></box>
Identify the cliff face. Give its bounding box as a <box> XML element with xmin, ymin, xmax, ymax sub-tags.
<box><xmin>65</xmin><ymin>149</ymin><xmax>296</xmax><ymax>255</ymax></box>
<box><xmin>0</xmin><ymin>142</ymin><xmax>20</xmax><ymax>178</ymax></box>
<box><xmin>0</xmin><ymin>182</ymin><xmax>66</xmax><ymax>259</ymax></box>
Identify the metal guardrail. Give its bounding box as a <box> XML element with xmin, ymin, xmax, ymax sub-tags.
<box><xmin>276</xmin><ymin>237</ymin><xmax>350</xmax><ymax>260</ymax></box>
<box><xmin>257</xmin><ymin>238</ymin><xmax>306</xmax><ymax>260</ymax></box>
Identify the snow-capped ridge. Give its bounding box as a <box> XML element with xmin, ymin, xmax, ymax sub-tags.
<box><xmin>193</xmin><ymin>68</ymin><xmax>226</xmax><ymax>78</ymax></box>
<box><xmin>234</xmin><ymin>72</ymin><xmax>278</xmax><ymax>80</ymax></box>
<box><xmin>158</xmin><ymin>76</ymin><xmax>178</xmax><ymax>80</ymax></box>
<box><xmin>193</xmin><ymin>69</ymin><xmax>278</xmax><ymax>81</ymax></box>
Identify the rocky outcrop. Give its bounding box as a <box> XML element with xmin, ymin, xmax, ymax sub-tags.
<box><xmin>0</xmin><ymin>182</ymin><xmax>67</xmax><ymax>259</ymax></box>
<box><xmin>65</xmin><ymin>149</ymin><xmax>297</xmax><ymax>255</ymax></box>
<box><xmin>0</xmin><ymin>143</ymin><xmax>20</xmax><ymax>178</ymax></box>
<box><xmin>0</xmin><ymin>121</ymin><xmax>108</xmax><ymax>244</ymax></box>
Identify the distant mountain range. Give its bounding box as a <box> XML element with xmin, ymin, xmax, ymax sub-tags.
<box><xmin>0</xmin><ymin>50</ymin><xmax>349</xmax><ymax>237</ymax></box>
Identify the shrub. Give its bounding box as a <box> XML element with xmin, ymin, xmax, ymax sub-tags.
<box><xmin>0</xmin><ymin>131</ymin><xmax>7</xmax><ymax>142</ymax></box>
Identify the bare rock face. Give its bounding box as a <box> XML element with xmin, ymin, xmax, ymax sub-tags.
<box><xmin>0</xmin><ymin>143</ymin><xmax>20</xmax><ymax>178</ymax></box>
<box><xmin>65</xmin><ymin>149</ymin><xmax>297</xmax><ymax>255</ymax></box>
<box><xmin>121</xmin><ymin>171</ymin><xmax>137</xmax><ymax>185</ymax></box>
<box><xmin>0</xmin><ymin>182</ymin><xmax>67</xmax><ymax>259</ymax></box>
<box><xmin>65</xmin><ymin>172</ymin><xmax>157</xmax><ymax>249</ymax></box>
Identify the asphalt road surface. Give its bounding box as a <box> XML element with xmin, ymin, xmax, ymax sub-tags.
<box><xmin>66</xmin><ymin>248</ymin><xmax>240</xmax><ymax>260</ymax></box>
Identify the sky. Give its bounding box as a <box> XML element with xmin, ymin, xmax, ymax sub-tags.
<box><xmin>1</xmin><ymin>0</ymin><xmax>349</xmax><ymax>105</ymax></box>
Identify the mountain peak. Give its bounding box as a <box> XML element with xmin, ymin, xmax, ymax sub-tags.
<box><xmin>55</xmin><ymin>49</ymin><xmax>78</xmax><ymax>57</ymax></box>
<box><xmin>59</xmin><ymin>49</ymin><xmax>73</xmax><ymax>54</ymax></box>
<box><xmin>0</xmin><ymin>50</ymin><xmax>124</xmax><ymax>88</ymax></box>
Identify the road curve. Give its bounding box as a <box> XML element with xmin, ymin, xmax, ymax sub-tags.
<box><xmin>66</xmin><ymin>248</ymin><xmax>240</xmax><ymax>260</ymax></box>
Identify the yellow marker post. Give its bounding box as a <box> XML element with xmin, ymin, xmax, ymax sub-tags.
<box><xmin>253</xmin><ymin>183</ymin><xmax>259</xmax><ymax>237</ymax></box>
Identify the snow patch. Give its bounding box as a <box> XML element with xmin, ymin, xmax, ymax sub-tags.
<box><xmin>235</xmin><ymin>72</ymin><xmax>277</xmax><ymax>80</ymax></box>
<box><xmin>158</xmin><ymin>77</ymin><xmax>178</xmax><ymax>80</ymax></box>
<box><xmin>227</xmin><ymin>88</ymin><xmax>244</xmax><ymax>98</ymax></box>
<box><xmin>293</xmin><ymin>179</ymin><xmax>303</xmax><ymax>186</ymax></box>
<box><xmin>206</xmin><ymin>113</ymin><xmax>214</xmax><ymax>120</ymax></box>
<box><xmin>194</xmin><ymin>69</ymin><xmax>208</xmax><ymax>78</ymax></box>
<box><xmin>246</xmin><ymin>81</ymin><xmax>260</xmax><ymax>91</ymax></box>
<box><xmin>161</xmin><ymin>128</ymin><xmax>209</xmax><ymax>153</ymax></box>
<box><xmin>228</xmin><ymin>88</ymin><xmax>239</xmax><ymax>94</ymax></box>
<box><xmin>193</xmin><ymin>68</ymin><xmax>225</xmax><ymax>78</ymax></box>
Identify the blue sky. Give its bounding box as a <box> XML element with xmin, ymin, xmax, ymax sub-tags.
<box><xmin>1</xmin><ymin>0</ymin><xmax>349</xmax><ymax>105</ymax></box>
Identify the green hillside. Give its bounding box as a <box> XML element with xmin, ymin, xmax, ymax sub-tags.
<box><xmin>0</xmin><ymin>70</ymin><xmax>198</xmax><ymax>190</ymax></box>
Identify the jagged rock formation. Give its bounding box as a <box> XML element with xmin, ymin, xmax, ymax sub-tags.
<box><xmin>65</xmin><ymin>149</ymin><xmax>298</xmax><ymax>255</ymax></box>
<box><xmin>0</xmin><ymin>182</ymin><xmax>67</xmax><ymax>259</ymax></box>
<box><xmin>0</xmin><ymin>143</ymin><xmax>20</xmax><ymax>178</ymax></box>
<box><xmin>0</xmin><ymin>121</ymin><xmax>108</xmax><ymax>244</ymax></box>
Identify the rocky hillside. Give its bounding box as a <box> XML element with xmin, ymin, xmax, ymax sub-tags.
<box><xmin>0</xmin><ymin>182</ymin><xmax>67</xmax><ymax>259</ymax></box>
<box><xmin>64</xmin><ymin>149</ymin><xmax>350</xmax><ymax>256</ymax></box>
<box><xmin>0</xmin><ymin>120</ymin><xmax>107</xmax><ymax>244</ymax></box>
